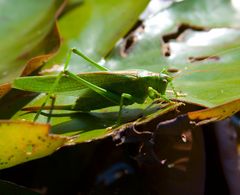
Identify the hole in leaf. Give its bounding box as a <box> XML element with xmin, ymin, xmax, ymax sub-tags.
<box><xmin>162</xmin><ymin>24</ymin><xmax>206</xmax><ymax>57</ymax></box>
<box><xmin>188</xmin><ymin>55</ymin><xmax>220</xmax><ymax>63</ymax></box>
<box><xmin>119</xmin><ymin>20</ymin><xmax>145</xmax><ymax>57</ymax></box>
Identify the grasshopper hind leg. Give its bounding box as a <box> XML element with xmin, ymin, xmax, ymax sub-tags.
<box><xmin>33</xmin><ymin>48</ymin><xmax>107</xmax><ymax>122</ymax></box>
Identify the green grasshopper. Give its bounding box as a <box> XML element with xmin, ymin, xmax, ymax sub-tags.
<box><xmin>13</xmin><ymin>48</ymin><xmax>175</xmax><ymax>124</ymax></box>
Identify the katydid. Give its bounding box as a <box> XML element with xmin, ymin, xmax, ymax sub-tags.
<box><xmin>13</xmin><ymin>48</ymin><xmax>174</xmax><ymax>124</ymax></box>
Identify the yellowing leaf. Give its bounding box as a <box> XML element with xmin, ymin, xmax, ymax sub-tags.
<box><xmin>0</xmin><ymin>121</ymin><xmax>69</xmax><ymax>169</ymax></box>
<box><xmin>0</xmin><ymin>83</ymin><xmax>11</xmax><ymax>98</ymax></box>
<box><xmin>188</xmin><ymin>99</ymin><xmax>240</xmax><ymax>125</ymax></box>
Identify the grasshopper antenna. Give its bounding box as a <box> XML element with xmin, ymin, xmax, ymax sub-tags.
<box><xmin>71</xmin><ymin>48</ymin><xmax>109</xmax><ymax>71</ymax></box>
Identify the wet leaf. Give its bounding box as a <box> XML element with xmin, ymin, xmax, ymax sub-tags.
<box><xmin>0</xmin><ymin>121</ymin><xmax>69</xmax><ymax>169</ymax></box>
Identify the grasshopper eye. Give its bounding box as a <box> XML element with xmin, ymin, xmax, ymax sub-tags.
<box><xmin>159</xmin><ymin>73</ymin><xmax>172</xmax><ymax>82</ymax></box>
<box><xmin>162</xmin><ymin>79</ymin><xmax>168</xmax><ymax>83</ymax></box>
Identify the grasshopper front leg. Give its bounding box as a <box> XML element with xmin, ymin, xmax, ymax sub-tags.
<box><xmin>117</xmin><ymin>93</ymin><xmax>134</xmax><ymax>125</ymax></box>
<box><xmin>141</xmin><ymin>87</ymin><xmax>172</xmax><ymax>116</ymax></box>
<box><xmin>148</xmin><ymin>87</ymin><xmax>170</xmax><ymax>102</ymax></box>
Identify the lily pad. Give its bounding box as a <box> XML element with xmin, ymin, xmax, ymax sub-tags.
<box><xmin>164</xmin><ymin>0</ymin><xmax>240</xmax><ymax>28</ymax></box>
<box><xmin>106</xmin><ymin>0</ymin><xmax>240</xmax><ymax>108</ymax></box>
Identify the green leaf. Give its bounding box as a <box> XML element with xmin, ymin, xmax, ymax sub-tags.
<box><xmin>164</xmin><ymin>28</ymin><xmax>240</xmax><ymax>107</ymax></box>
<box><xmin>106</xmin><ymin>0</ymin><xmax>240</xmax><ymax>108</ymax></box>
<box><xmin>0</xmin><ymin>0</ymin><xmax>63</xmax><ymax>84</ymax></box>
<box><xmin>166</xmin><ymin>0</ymin><xmax>240</xmax><ymax>28</ymax></box>
<box><xmin>8</xmin><ymin>0</ymin><xmax>151</xmax><ymax>142</ymax></box>
<box><xmin>42</xmin><ymin>0</ymin><xmax>150</xmax><ymax>73</ymax></box>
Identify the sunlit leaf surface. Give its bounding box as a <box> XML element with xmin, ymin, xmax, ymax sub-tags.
<box><xmin>0</xmin><ymin>121</ymin><xmax>68</xmax><ymax>169</ymax></box>
<box><xmin>106</xmin><ymin>0</ymin><xmax>240</xmax><ymax>108</ymax></box>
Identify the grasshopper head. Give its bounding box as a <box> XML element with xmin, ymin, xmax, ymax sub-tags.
<box><xmin>138</xmin><ymin>70</ymin><xmax>172</xmax><ymax>95</ymax></box>
<box><xmin>156</xmin><ymin>73</ymin><xmax>172</xmax><ymax>94</ymax></box>
<box><xmin>159</xmin><ymin>72</ymin><xmax>172</xmax><ymax>82</ymax></box>
<box><xmin>144</xmin><ymin>72</ymin><xmax>171</xmax><ymax>95</ymax></box>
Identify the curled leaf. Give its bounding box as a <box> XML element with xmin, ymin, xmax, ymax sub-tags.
<box><xmin>188</xmin><ymin>99</ymin><xmax>240</xmax><ymax>125</ymax></box>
